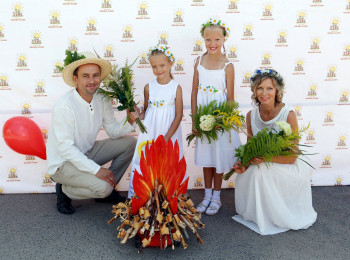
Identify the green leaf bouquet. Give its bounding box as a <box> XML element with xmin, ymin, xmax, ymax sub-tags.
<box><xmin>99</xmin><ymin>59</ymin><xmax>147</xmax><ymax>133</ymax></box>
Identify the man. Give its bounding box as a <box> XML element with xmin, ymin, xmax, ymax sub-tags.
<box><xmin>47</xmin><ymin>51</ymin><xmax>138</xmax><ymax>214</ymax></box>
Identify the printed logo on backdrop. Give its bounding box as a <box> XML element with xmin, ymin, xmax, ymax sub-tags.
<box><xmin>104</xmin><ymin>45</ymin><xmax>116</xmax><ymax>61</ymax></box>
<box><xmin>33</xmin><ymin>80</ymin><xmax>47</xmax><ymax>97</ymax></box>
<box><xmin>308</xmin><ymin>38</ymin><xmax>321</xmax><ymax>53</ymax></box>
<box><xmin>228</xmin><ymin>46</ymin><xmax>239</xmax><ymax>62</ymax></box>
<box><xmin>227</xmin><ymin>0</ymin><xmax>239</xmax><ymax>13</ymax></box>
<box><xmin>345</xmin><ymin>1</ymin><xmax>350</xmax><ymax>13</ymax></box>
<box><xmin>41</xmin><ymin>127</ymin><xmax>49</xmax><ymax>143</ymax></box>
<box><xmin>261</xmin><ymin>3</ymin><xmax>274</xmax><ymax>20</ymax></box>
<box><xmin>0</xmin><ymin>74</ymin><xmax>10</xmax><ymax>90</ymax></box>
<box><xmin>100</xmin><ymin>0</ymin><xmax>114</xmax><ymax>12</ymax></box>
<box><xmin>260</xmin><ymin>52</ymin><xmax>272</xmax><ymax>69</ymax></box>
<box><xmin>191</xmin><ymin>0</ymin><xmax>205</xmax><ymax>7</ymax></box>
<box><xmin>52</xmin><ymin>61</ymin><xmax>63</xmax><ymax>77</ymax></box>
<box><xmin>194</xmin><ymin>176</ymin><xmax>204</xmax><ymax>188</ymax></box>
<box><xmin>20</xmin><ymin>102</ymin><xmax>33</xmax><ymax>117</ymax></box>
<box><xmin>338</xmin><ymin>90</ymin><xmax>349</xmax><ymax>105</ymax></box>
<box><xmin>30</xmin><ymin>31</ymin><xmax>44</xmax><ymax>48</ymax></box>
<box><xmin>336</xmin><ymin>135</ymin><xmax>347</xmax><ymax>150</ymax></box>
<box><xmin>63</xmin><ymin>0</ymin><xmax>77</xmax><ymax>6</ymax></box>
<box><xmin>7</xmin><ymin>167</ymin><xmax>20</xmax><ymax>182</ymax></box>
<box><xmin>68</xmin><ymin>38</ymin><xmax>78</xmax><ymax>51</ymax></box>
<box><xmin>310</xmin><ymin>0</ymin><xmax>324</xmax><ymax>7</ymax></box>
<box><xmin>137</xmin><ymin>52</ymin><xmax>150</xmax><ymax>68</ymax></box>
<box><xmin>48</xmin><ymin>10</ymin><xmax>62</xmax><ymax>28</ymax></box>
<box><xmin>341</xmin><ymin>44</ymin><xmax>350</xmax><ymax>60</ymax></box>
<box><xmin>137</xmin><ymin>2</ymin><xmax>150</xmax><ymax>19</ymax></box>
<box><xmin>293</xmin><ymin>59</ymin><xmax>305</xmax><ymax>75</ymax></box>
<box><xmin>228</xmin><ymin>181</ymin><xmax>235</xmax><ymax>189</ymax></box>
<box><xmin>11</xmin><ymin>3</ymin><xmax>25</xmax><ymax>21</ymax></box>
<box><xmin>320</xmin><ymin>155</ymin><xmax>331</xmax><ymax>168</ymax></box>
<box><xmin>335</xmin><ymin>177</ymin><xmax>343</xmax><ymax>186</ymax></box>
<box><xmin>174</xmin><ymin>58</ymin><xmax>185</xmax><ymax>75</ymax></box>
<box><xmin>42</xmin><ymin>173</ymin><xmax>54</xmax><ymax>187</ymax></box>
<box><xmin>240</xmin><ymin>72</ymin><xmax>252</xmax><ymax>87</ymax></box>
<box><xmin>0</xmin><ymin>24</ymin><xmax>7</xmax><ymax>41</ymax></box>
<box><xmin>304</xmin><ymin>129</ymin><xmax>316</xmax><ymax>144</ymax></box>
<box><xmin>325</xmin><ymin>65</ymin><xmax>337</xmax><ymax>81</ymax></box>
<box><xmin>275</xmin><ymin>31</ymin><xmax>288</xmax><ymax>47</ymax></box>
<box><xmin>242</xmin><ymin>24</ymin><xmax>254</xmax><ymax>40</ymax></box>
<box><xmin>16</xmin><ymin>54</ymin><xmax>29</xmax><ymax>71</ymax></box>
<box><xmin>306</xmin><ymin>84</ymin><xmax>318</xmax><ymax>99</ymax></box>
<box><xmin>121</xmin><ymin>25</ymin><xmax>134</xmax><ymax>42</ymax></box>
<box><xmin>295</xmin><ymin>11</ymin><xmax>307</xmax><ymax>27</ymax></box>
<box><xmin>191</xmin><ymin>39</ymin><xmax>203</xmax><ymax>56</ymax></box>
<box><xmin>323</xmin><ymin>111</ymin><xmax>335</xmax><ymax>126</ymax></box>
<box><xmin>294</xmin><ymin>105</ymin><xmax>303</xmax><ymax>120</ymax></box>
<box><xmin>85</xmin><ymin>18</ymin><xmax>99</xmax><ymax>35</ymax></box>
<box><xmin>158</xmin><ymin>32</ymin><xmax>169</xmax><ymax>45</ymax></box>
<box><xmin>328</xmin><ymin>18</ymin><xmax>340</xmax><ymax>34</ymax></box>
<box><xmin>172</xmin><ymin>9</ymin><xmax>185</xmax><ymax>26</ymax></box>
<box><xmin>25</xmin><ymin>155</ymin><xmax>37</xmax><ymax>164</ymax></box>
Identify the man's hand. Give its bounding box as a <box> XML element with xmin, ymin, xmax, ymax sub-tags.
<box><xmin>96</xmin><ymin>167</ymin><xmax>116</xmax><ymax>187</ymax></box>
<box><xmin>126</xmin><ymin>109</ymin><xmax>139</xmax><ymax>125</ymax></box>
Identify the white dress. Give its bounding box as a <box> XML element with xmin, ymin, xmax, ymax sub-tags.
<box><xmin>195</xmin><ymin>55</ymin><xmax>241</xmax><ymax>173</ymax></box>
<box><xmin>233</xmin><ymin>105</ymin><xmax>317</xmax><ymax>235</ymax></box>
<box><xmin>128</xmin><ymin>79</ymin><xmax>183</xmax><ymax>197</ymax></box>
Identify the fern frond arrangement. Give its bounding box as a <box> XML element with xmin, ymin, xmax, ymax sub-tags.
<box><xmin>223</xmin><ymin>121</ymin><xmax>313</xmax><ymax>180</ymax></box>
<box><xmin>186</xmin><ymin>100</ymin><xmax>245</xmax><ymax>145</ymax></box>
<box><xmin>99</xmin><ymin>58</ymin><xmax>147</xmax><ymax>133</ymax></box>
<box><xmin>57</xmin><ymin>50</ymin><xmax>86</xmax><ymax>71</ymax></box>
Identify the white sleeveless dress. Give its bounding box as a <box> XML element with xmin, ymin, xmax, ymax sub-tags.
<box><xmin>128</xmin><ymin>79</ymin><xmax>183</xmax><ymax>197</ymax></box>
<box><xmin>233</xmin><ymin>105</ymin><xmax>317</xmax><ymax>235</ymax></box>
<box><xmin>194</xmin><ymin>55</ymin><xmax>241</xmax><ymax>173</ymax></box>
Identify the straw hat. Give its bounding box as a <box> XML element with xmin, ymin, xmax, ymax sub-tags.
<box><xmin>62</xmin><ymin>51</ymin><xmax>112</xmax><ymax>87</ymax></box>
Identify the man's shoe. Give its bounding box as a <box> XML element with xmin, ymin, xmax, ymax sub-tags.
<box><xmin>95</xmin><ymin>189</ymin><xmax>127</xmax><ymax>204</ymax></box>
<box><xmin>56</xmin><ymin>183</ymin><xmax>76</xmax><ymax>214</ymax></box>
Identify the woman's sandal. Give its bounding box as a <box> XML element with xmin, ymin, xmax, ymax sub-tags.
<box><xmin>205</xmin><ymin>199</ymin><xmax>222</xmax><ymax>216</ymax></box>
<box><xmin>196</xmin><ymin>197</ymin><xmax>211</xmax><ymax>213</ymax></box>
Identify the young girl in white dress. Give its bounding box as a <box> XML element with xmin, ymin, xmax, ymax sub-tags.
<box><xmin>233</xmin><ymin>69</ymin><xmax>317</xmax><ymax>235</ymax></box>
<box><xmin>128</xmin><ymin>44</ymin><xmax>183</xmax><ymax>198</ymax></box>
<box><xmin>191</xmin><ymin>19</ymin><xmax>241</xmax><ymax>215</ymax></box>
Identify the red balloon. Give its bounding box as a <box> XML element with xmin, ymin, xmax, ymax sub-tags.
<box><xmin>2</xmin><ymin>116</ymin><xmax>46</xmax><ymax>160</ymax></box>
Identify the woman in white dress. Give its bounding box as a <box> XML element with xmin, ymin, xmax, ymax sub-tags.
<box><xmin>232</xmin><ymin>69</ymin><xmax>317</xmax><ymax>235</ymax></box>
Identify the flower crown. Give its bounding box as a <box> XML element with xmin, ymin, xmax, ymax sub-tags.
<box><xmin>201</xmin><ymin>18</ymin><xmax>230</xmax><ymax>39</ymax></box>
<box><xmin>250</xmin><ymin>69</ymin><xmax>284</xmax><ymax>87</ymax></box>
<box><xmin>147</xmin><ymin>44</ymin><xmax>175</xmax><ymax>62</ymax></box>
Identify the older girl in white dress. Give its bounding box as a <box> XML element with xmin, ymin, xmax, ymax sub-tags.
<box><xmin>233</xmin><ymin>69</ymin><xmax>317</xmax><ymax>235</ymax></box>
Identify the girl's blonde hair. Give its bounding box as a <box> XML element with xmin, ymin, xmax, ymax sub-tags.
<box><xmin>148</xmin><ymin>50</ymin><xmax>174</xmax><ymax>79</ymax></box>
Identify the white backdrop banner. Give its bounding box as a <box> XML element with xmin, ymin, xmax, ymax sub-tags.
<box><xmin>1</xmin><ymin>0</ymin><xmax>350</xmax><ymax>194</ymax></box>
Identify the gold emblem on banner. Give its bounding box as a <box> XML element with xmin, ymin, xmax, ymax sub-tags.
<box><xmin>121</xmin><ymin>25</ymin><xmax>135</xmax><ymax>42</ymax></box>
<box><xmin>261</xmin><ymin>4</ymin><xmax>273</xmax><ymax>20</ymax></box>
<box><xmin>172</xmin><ymin>9</ymin><xmax>185</xmax><ymax>26</ymax></box>
<box><xmin>104</xmin><ymin>45</ymin><xmax>116</xmax><ymax>61</ymax></box>
<box><xmin>34</xmin><ymin>80</ymin><xmax>47</xmax><ymax>97</ymax></box>
<box><xmin>53</xmin><ymin>61</ymin><xmax>63</xmax><ymax>76</ymax></box>
<box><xmin>68</xmin><ymin>39</ymin><xmax>78</xmax><ymax>52</ymax></box>
<box><xmin>320</xmin><ymin>155</ymin><xmax>331</xmax><ymax>168</ymax></box>
<box><xmin>240</xmin><ymin>72</ymin><xmax>251</xmax><ymax>87</ymax></box>
<box><xmin>228</xmin><ymin>46</ymin><xmax>239</xmax><ymax>62</ymax></box>
<box><xmin>323</xmin><ymin>111</ymin><xmax>335</xmax><ymax>126</ymax></box>
<box><xmin>328</xmin><ymin>18</ymin><xmax>340</xmax><ymax>34</ymax></box>
<box><xmin>191</xmin><ymin>0</ymin><xmax>205</xmax><ymax>7</ymax></box>
<box><xmin>305</xmin><ymin>129</ymin><xmax>316</xmax><ymax>144</ymax></box>
<box><xmin>0</xmin><ymin>24</ymin><xmax>6</xmax><ymax>41</ymax></box>
<box><xmin>25</xmin><ymin>155</ymin><xmax>37</xmax><ymax>163</ymax></box>
<box><xmin>49</xmin><ymin>10</ymin><xmax>62</xmax><ymax>28</ymax></box>
<box><xmin>338</xmin><ymin>90</ymin><xmax>349</xmax><ymax>105</ymax></box>
<box><xmin>0</xmin><ymin>74</ymin><xmax>10</xmax><ymax>90</ymax></box>
<box><xmin>42</xmin><ymin>173</ymin><xmax>54</xmax><ymax>186</ymax></box>
<box><xmin>306</xmin><ymin>84</ymin><xmax>318</xmax><ymax>99</ymax></box>
<box><xmin>276</xmin><ymin>31</ymin><xmax>288</xmax><ymax>47</ymax></box>
<box><xmin>137</xmin><ymin>52</ymin><xmax>150</xmax><ymax>68</ymax></box>
<box><xmin>194</xmin><ymin>177</ymin><xmax>203</xmax><ymax>188</ymax></box>
<box><xmin>158</xmin><ymin>32</ymin><xmax>168</xmax><ymax>45</ymax></box>
<box><xmin>8</xmin><ymin>167</ymin><xmax>20</xmax><ymax>181</ymax></box>
<box><xmin>295</xmin><ymin>11</ymin><xmax>307</xmax><ymax>27</ymax></box>
<box><xmin>30</xmin><ymin>31</ymin><xmax>44</xmax><ymax>48</ymax></box>
<box><xmin>310</xmin><ymin>0</ymin><xmax>324</xmax><ymax>7</ymax></box>
<box><xmin>341</xmin><ymin>45</ymin><xmax>350</xmax><ymax>60</ymax></box>
<box><xmin>345</xmin><ymin>0</ymin><xmax>350</xmax><ymax>13</ymax></box>
<box><xmin>16</xmin><ymin>54</ymin><xmax>29</xmax><ymax>71</ymax></box>
<box><xmin>335</xmin><ymin>177</ymin><xmax>343</xmax><ymax>186</ymax></box>
<box><xmin>325</xmin><ymin>65</ymin><xmax>337</xmax><ymax>81</ymax></box>
<box><xmin>191</xmin><ymin>39</ymin><xmax>203</xmax><ymax>56</ymax></box>
<box><xmin>260</xmin><ymin>53</ymin><xmax>272</xmax><ymax>68</ymax></box>
<box><xmin>101</xmin><ymin>0</ymin><xmax>113</xmax><ymax>10</ymax></box>
<box><xmin>293</xmin><ymin>59</ymin><xmax>305</xmax><ymax>75</ymax></box>
<box><xmin>228</xmin><ymin>181</ymin><xmax>235</xmax><ymax>188</ymax></box>
<box><xmin>174</xmin><ymin>59</ymin><xmax>185</xmax><ymax>75</ymax></box>
<box><xmin>41</xmin><ymin>128</ymin><xmax>49</xmax><ymax>142</ymax></box>
<box><xmin>336</xmin><ymin>135</ymin><xmax>347</xmax><ymax>149</ymax></box>
<box><xmin>242</xmin><ymin>24</ymin><xmax>254</xmax><ymax>40</ymax></box>
<box><xmin>86</xmin><ymin>18</ymin><xmax>99</xmax><ymax>35</ymax></box>
<box><xmin>309</xmin><ymin>38</ymin><xmax>321</xmax><ymax>53</ymax></box>
<box><xmin>21</xmin><ymin>102</ymin><xmax>32</xmax><ymax>116</ymax></box>
<box><xmin>227</xmin><ymin>0</ymin><xmax>239</xmax><ymax>13</ymax></box>
<box><xmin>63</xmin><ymin>0</ymin><xmax>77</xmax><ymax>6</ymax></box>
<box><xmin>0</xmin><ymin>187</ymin><xmax>3</xmax><ymax>194</ymax></box>
<box><xmin>11</xmin><ymin>3</ymin><xmax>25</xmax><ymax>21</ymax></box>
<box><xmin>137</xmin><ymin>3</ymin><xmax>149</xmax><ymax>19</ymax></box>
<box><xmin>294</xmin><ymin>105</ymin><xmax>302</xmax><ymax>120</ymax></box>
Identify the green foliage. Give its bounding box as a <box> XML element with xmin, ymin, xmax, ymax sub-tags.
<box><xmin>57</xmin><ymin>50</ymin><xmax>86</xmax><ymax>72</ymax></box>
